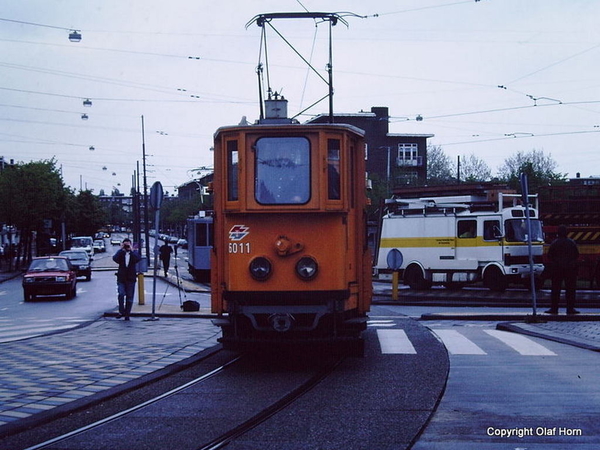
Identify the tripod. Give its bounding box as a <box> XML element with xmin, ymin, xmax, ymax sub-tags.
<box><xmin>158</xmin><ymin>255</ymin><xmax>187</xmax><ymax>310</ymax></box>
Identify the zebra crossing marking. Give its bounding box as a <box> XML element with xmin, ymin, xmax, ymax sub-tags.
<box><xmin>432</xmin><ymin>329</ymin><xmax>488</xmax><ymax>355</ymax></box>
<box><xmin>377</xmin><ymin>329</ymin><xmax>417</xmax><ymax>354</ymax></box>
<box><xmin>484</xmin><ymin>329</ymin><xmax>557</xmax><ymax>356</ymax></box>
<box><xmin>0</xmin><ymin>318</ymin><xmax>88</xmax><ymax>343</ymax></box>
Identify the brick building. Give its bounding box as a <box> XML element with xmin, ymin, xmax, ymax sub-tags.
<box><xmin>307</xmin><ymin>106</ymin><xmax>433</xmax><ymax>189</ymax></box>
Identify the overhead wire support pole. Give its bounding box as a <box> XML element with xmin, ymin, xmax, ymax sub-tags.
<box><xmin>328</xmin><ymin>18</ymin><xmax>334</xmax><ymax>123</ymax></box>
<box><xmin>247</xmin><ymin>12</ymin><xmax>351</xmax><ymax>120</ymax></box>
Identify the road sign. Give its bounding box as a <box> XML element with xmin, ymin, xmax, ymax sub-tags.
<box><xmin>386</xmin><ymin>248</ymin><xmax>403</xmax><ymax>271</ymax></box>
<box><xmin>149</xmin><ymin>181</ymin><xmax>164</xmax><ymax>210</ymax></box>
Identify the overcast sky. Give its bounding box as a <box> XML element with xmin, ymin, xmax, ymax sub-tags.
<box><xmin>1</xmin><ymin>0</ymin><xmax>599</xmax><ymax>195</ymax></box>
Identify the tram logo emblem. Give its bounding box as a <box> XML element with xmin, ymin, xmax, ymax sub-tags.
<box><xmin>229</xmin><ymin>225</ymin><xmax>250</xmax><ymax>241</ymax></box>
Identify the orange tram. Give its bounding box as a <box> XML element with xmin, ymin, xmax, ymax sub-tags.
<box><xmin>210</xmin><ymin>99</ymin><xmax>372</xmax><ymax>354</ymax></box>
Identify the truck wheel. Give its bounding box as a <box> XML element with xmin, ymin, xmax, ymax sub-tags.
<box><xmin>484</xmin><ymin>266</ymin><xmax>507</xmax><ymax>292</ymax></box>
<box><xmin>404</xmin><ymin>265</ymin><xmax>430</xmax><ymax>290</ymax></box>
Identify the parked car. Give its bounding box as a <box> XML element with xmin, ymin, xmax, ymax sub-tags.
<box><xmin>93</xmin><ymin>239</ymin><xmax>106</xmax><ymax>253</ymax></box>
<box><xmin>110</xmin><ymin>237</ymin><xmax>121</xmax><ymax>245</ymax></box>
<box><xmin>22</xmin><ymin>256</ymin><xmax>77</xmax><ymax>301</ymax></box>
<box><xmin>59</xmin><ymin>250</ymin><xmax>92</xmax><ymax>281</ymax></box>
<box><xmin>177</xmin><ymin>238</ymin><xmax>188</xmax><ymax>249</ymax></box>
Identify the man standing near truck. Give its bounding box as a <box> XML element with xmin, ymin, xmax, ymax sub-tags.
<box><xmin>546</xmin><ymin>225</ymin><xmax>580</xmax><ymax>315</ymax></box>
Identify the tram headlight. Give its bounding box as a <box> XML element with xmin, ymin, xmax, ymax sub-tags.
<box><xmin>249</xmin><ymin>256</ymin><xmax>272</xmax><ymax>281</ymax></box>
<box><xmin>295</xmin><ymin>256</ymin><xmax>318</xmax><ymax>280</ymax></box>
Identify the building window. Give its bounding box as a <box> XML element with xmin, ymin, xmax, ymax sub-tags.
<box><xmin>395</xmin><ymin>171</ymin><xmax>418</xmax><ymax>185</ymax></box>
<box><xmin>397</xmin><ymin>143</ymin><xmax>421</xmax><ymax>166</ymax></box>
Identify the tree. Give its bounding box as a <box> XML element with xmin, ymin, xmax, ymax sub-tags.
<box><xmin>69</xmin><ymin>190</ymin><xmax>108</xmax><ymax>236</ymax></box>
<box><xmin>497</xmin><ymin>149</ymin><xmax>567</xmax><ymax>191</ymax></box>
<box><xmin>159</xmin><ymin>194</ymin><xmax>204</xmax><ymax>236</ymax></box>
<box><xmin>459</xmin><ymin>153</ymin><xmax>492</xmax><ymax>182</ymax></box>
<box><xmin>427</xmin><ymin>144</ymin><xmax>456</xmax><ymax>185</ymax></box>
<box><xmin>0</xmin><ymin>159</ymin><xmax>69</xmax><ymax>266</ymax></box>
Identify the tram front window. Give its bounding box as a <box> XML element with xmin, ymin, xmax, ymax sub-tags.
<box><xmin>255</xmin><ymin>137</ymin><xmax>310</xmax><ymax>204</ymax></box>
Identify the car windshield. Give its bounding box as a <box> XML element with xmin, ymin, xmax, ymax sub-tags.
<box><xmin>60</xmin><ymin>251</ymin><xmax>88</xmax><ymax>261</ymax></box>
<box><xmin>505</xmin><ymin>219</ymin><xmax>544</xmax><ymax>242</ymax></box>
<box><xmin>29</xmin><ymin>258</ymin><xmax>69</xmax><ymax>271</ymax></box>
<box><xmin>72</xmin><ymin>238</ymin><xmax>92</xmax><ymax>247</ymax></box>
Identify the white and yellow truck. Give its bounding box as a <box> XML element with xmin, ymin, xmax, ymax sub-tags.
<box><xmin>375</xmin><ymin>192</ymin><xmax>545</xmax><ymax>291</ymax></box>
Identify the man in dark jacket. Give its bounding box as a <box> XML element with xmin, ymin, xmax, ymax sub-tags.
<box><xmin>112</xmin><ymin>238</ymin><xmax>142</xmax><ymax>320</ymax></box>
<box><xmin>546</xmin><ymin>225</ymin><xmax>580</xmax><ymax>315</ymax></box>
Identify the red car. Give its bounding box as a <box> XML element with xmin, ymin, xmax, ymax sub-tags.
<box><xmin>22</xmin><ymin>256</ymin><xmax>77</xmax><ymax>301</ymax></box>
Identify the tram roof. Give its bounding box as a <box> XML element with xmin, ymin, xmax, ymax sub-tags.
<box><xmin>214</xmin><ymin>121</ymin><xmax>366</xmax><ymax>138</ymax></box>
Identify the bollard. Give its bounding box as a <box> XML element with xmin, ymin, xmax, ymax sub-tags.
<box><xmin>392</xmin><ymin>270</ymin><xmax>399</xmax><ymax>301</ymax></box>
<box><xmin>137</xmin><ymin>273</ymin><xmax>145</xmax><ymax>305</ymax></box>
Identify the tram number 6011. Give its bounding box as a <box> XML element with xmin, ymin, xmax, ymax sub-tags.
<box><xmin>229</xmin><ymin>242</ymin><xmax>251</xmax><ymax>254</ymax></box>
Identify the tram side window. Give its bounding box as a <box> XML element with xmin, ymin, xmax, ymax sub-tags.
<box><xmin>327</xmin><ymin>139</ymin><xmax>341</xmax><ymax>200</ymax></box>
<box><xmin>255</xmin><ymin>137</ymin><xmax>310</xmax><ymax>204</ymax></box>
<box><xmin>196</xmin><ymin>223</ymin><xmax>208</xmax><ymax>246</ymax></box>
<box><xmin>458</xmin><ymin>220</ymin><xmax>477</xmax><ymax>238</ymax></box>
<box><xmin>227</xmin><ymin>141</ymin><xmax>239</xmax><ymax>202</ymax></box>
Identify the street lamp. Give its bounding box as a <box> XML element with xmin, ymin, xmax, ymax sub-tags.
<box><xmin>83</xmin><ymin>98</ymin><xmax>92</xmax><ymax>107</ymax></box>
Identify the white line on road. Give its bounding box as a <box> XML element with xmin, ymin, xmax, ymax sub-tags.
<box><xmin>484</xmin><ymin>330</ymin><xmax>557</xmax><ymax>356</ymax></box>
<box><xmin>433</xmin><ymin>329</ymin><xmax>487</xmax><ymax>355</ymax></box>
<box><xmin>377</xmin><ymin>329</ymin><xmax>417</xmax><ymax>354</ymax></box>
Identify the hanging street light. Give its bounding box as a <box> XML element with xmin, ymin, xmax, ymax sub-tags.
<box><xmin>68</xmin><ymin>30</ymin><xmax>82</xmax><ymax>42</ymax></box>
<box><xmin>83</xmin><ymin>98</ymin><xmax>92</xmax><ymax>107</ymax></box>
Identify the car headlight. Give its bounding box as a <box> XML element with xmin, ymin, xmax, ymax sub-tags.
<box><xmin>80</xmin><ymin>265</ymin><xmax>89</xmax><ymax>270</ymax></box>
<box><xmin>249</xmin><ymin>257</ymin><xmax>272</xmax><ymax>281</ymax></box>
<box><xmin>296</xmin><ymin>256</ymin><xmax>318</xmax><ymax>280</ymax></box>
<box><xmin>56</xmin><ymin>276</ymin><xmax>67</xmax><ymax>282</ymax></box>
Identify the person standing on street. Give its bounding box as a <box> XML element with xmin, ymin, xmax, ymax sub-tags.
<box><xmin>159</xmin><ymin>242</ymin><xmax>173</xmax><ymax>277</ymax></box>
<box><xmin>113</xmin><ymin>238</ymin><xmax>142</xmax><ymax>321</ymax></box>
<box><xmin>546</xmin><ymin>225</ymin><xmax>580</xmax><ymax>315</ymax></box>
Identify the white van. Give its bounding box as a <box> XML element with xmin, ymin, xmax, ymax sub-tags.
<box><xmin>70</xmin><ymin>236</ymin><xmax>94</xmax><ymax>257</ymax></box>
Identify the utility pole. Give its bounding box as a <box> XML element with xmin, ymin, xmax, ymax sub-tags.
<box><xmin>141</xmin><ymin>116</ymin><xmax>150</xmax><ymax>267</ymax></box>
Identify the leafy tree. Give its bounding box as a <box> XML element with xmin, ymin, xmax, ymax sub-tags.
<box><xmin>427</xmin><ymin>144</ymin><xmax>456</xmax><ymax>185</ymax></box>
<box><xmin>0</xmin><ymin>159</ymin><xmax>69</xmax><ymax>265</ymax></box>
<box><xmin>158</xmin><ymin>194</ymin><xmax>204</xmax><ymax>236</ymax></box>
<box><xmin>69</xmin><ymin>190</ymin><xmax>108</xmax><ymax>236</ymax></box>
<box><xmin>459</xmin><ymin>153</ymin><xmax>492</xmax><ymax>182</ymax></box>
<box><xmin>497</xmin><ymin>149</ymin><xmax>567</xmax><ymax>191</ymax></box>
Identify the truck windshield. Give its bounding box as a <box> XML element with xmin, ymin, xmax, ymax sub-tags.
<box><xmin>505</xmin><ymin>219</ymin><xmax>544</xmax><ymax>242</ymax></box>
<box><xmin>255</xmin><ymin>137</ymin><xmax>310</xmax><ymax>205</ymax></box>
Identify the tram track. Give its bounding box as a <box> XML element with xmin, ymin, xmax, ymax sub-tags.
<box><xmin>18</xmin><ymin>351</ymin><xmax>344</xmax><ymax>450</ymax></box>
<box><xmin>198</xmin><ymin>356</ymin><xmax>343</xmax><ymax>450</ymax></box>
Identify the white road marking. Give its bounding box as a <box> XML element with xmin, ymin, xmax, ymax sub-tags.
<box><xmin>433</xmin><ymin>329</ymin><xmax>487</xmax><ymax>355</ymax></box>
<box><xmin>484</xmin><ymin>330</ymin><xmax>557</xmax><ymax>356</ymax></box>
<box><xmin>377</xmin><ymin>329</ymin><xmax>417</xmax><ymax>354</ymax></box>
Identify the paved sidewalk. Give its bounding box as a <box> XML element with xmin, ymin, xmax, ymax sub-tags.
<box><xmin>0</xmin><ymin>316</ymin><xmax>221</xmax><ymax>436</ymax></box>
